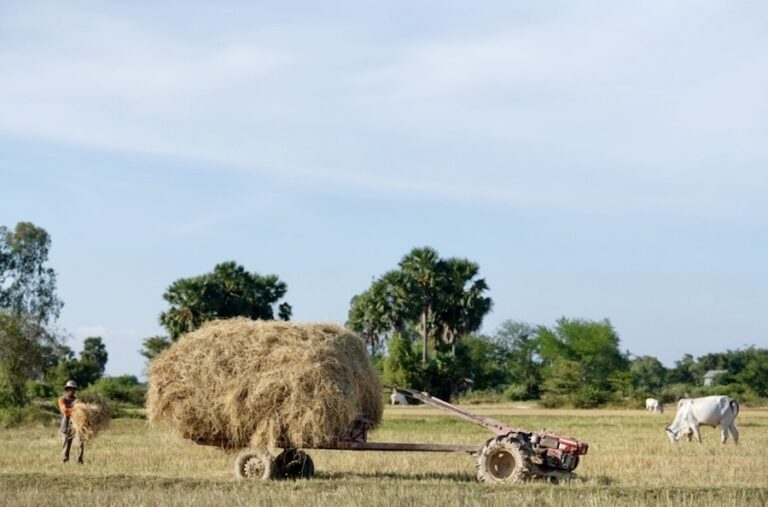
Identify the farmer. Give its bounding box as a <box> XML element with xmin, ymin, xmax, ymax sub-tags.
<box><xmin>58</xmin><ymin>380</ymin><xmax>84</xmax><ymax>464</ymax></box>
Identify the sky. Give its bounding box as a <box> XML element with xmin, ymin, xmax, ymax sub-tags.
<box><xmin>1</xmin><ymin>0</ymin><xmax>766</xmax><ymax>377</ymax></box>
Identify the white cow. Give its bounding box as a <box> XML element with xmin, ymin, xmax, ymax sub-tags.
<box><xmin>390</xmin><ymin>389</ymin><xmax>409</xmax><ymax>406</ymax></box>
<box><xmin>645</xmin><ymin>398</ymin><xmax>664</xmax><ymax>413</ymax></box>
<box><xmin>665</xmin><ymin>395</ymin><xmax>739</xmax><ymax>444</ymax></box>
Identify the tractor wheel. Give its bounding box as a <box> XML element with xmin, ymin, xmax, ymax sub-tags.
<box><xmin>273</xmin><ymin>448</ymin><xmax>315</xmax><ymax>480</ymax></box>
<box><xmin>234</xmin><ymin>447</ymin><xmax>274</xmax><ymax>480</ymax></box>
<box><xmin>476</xmin><ymin>436</ymin><xmax>530</xmax><ymax>483</ymax></box>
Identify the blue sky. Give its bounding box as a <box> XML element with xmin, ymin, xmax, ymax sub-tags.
<box><xmin>1</xmin><ymin>1</ymin><xmax>766</xmax><ymax>377</ymax></box>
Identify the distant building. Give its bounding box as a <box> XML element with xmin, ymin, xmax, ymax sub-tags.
<box><xmin>703</xmin><ymin>369</ymin><xmax>728</xmax><ymax>386</ymax></box>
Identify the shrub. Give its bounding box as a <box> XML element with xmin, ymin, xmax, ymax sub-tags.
<box><xmin>26</xmin><ymin>380</ymin><xmax>56</xmax><ymax>401</ymax></box>
<box><xmin>87</xmin><ymin>376</ymin><xmax>146</xmax><ymax>406</ymax></box>
<box><xmin>502</xmin><ymin>384</ymin><xmax>530</xmax><ymax>401</ymax></box>
<box><xmin>660</xmin><ymin>383</ymin><xmax>690</xmax><ymax>403</ymax></box>
<box><xmin>0</xmin><ymin>404</ymin><xmax>58</xmax><ymax>428</ymax></box>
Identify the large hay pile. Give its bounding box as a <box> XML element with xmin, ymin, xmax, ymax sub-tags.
<box><xmin>147</xmin><ymin>318</ymin><xmax>383</xmax><ymax>449</ymax></box>
<box><xmin>70</xmin><ymin>396</ymin><xmax>111</xmax><ymax>442</ymax></box>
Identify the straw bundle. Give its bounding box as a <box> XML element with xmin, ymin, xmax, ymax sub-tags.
<box><xmin>70</xmin><ymin>396</ymin><xmax>111</xmax><ymax>442</ymax></box>
<box><xmin>146</xmin><ymin>318</ymin><xmax>383</xmax><ymax>449</ymax></box>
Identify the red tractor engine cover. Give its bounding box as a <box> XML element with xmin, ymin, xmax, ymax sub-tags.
<box><xmin>536</xmin><ymin>432</ymin><xmax>589</xmax><ymax>455</ymax></box>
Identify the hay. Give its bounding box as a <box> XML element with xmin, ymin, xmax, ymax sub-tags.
<box><xmin>70</xmin><ymin>395</ymin><xmax>111</xmax><ymax>442</ymax></box>
<box><xmin>146</xmin><ymin>318</ymin><xmax>383</xmax><ymax>449</ymax></box>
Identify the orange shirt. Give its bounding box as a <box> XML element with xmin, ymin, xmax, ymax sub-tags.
<box><xmin>58</xmin><ymin>396</ymin><xmax>75</xmax><ymax>417</ymax></box>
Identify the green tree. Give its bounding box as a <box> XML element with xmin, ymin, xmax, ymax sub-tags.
<box><xmin>435</xmin><ymin>258</ymin><xmax>493</xmax><ymax>356</ymax></box>
<box><xmin>460</xmin><ymin>335</ymin><xmax>510</xmax><ymax>391</ymax></box>
<box><xmin>492</xmin><ymin>321</ymin><xmax>541</xmax><ymax>400</ymax></box>
<box><xmin>348</xmin><ymin>246</ymin><xmax>492</xmax><ymax>363</ymax></box>
<box><xmin>667</xmin><ymin>353</ymin><xmax>699</xmax><ymax>384</ymax></box>
<box><xmin>139</xmin><ymin>335</ymin><xmax>172</xmax><ymax>361</ymax></box>
<box><xmin>0</xmin><ymin>222</ymin><xmax>63</xmax><ymax>324</ymax></box>
<box><xmin>159</xmin><ymin>261</ymin><xmax>292</xmax><ymax>340</ymax></box>
<box><xmin>399</xmin><ymin>247</ymin><xmax>442</xmax><ymax>363</ymax></box>
<box><xmin>347</xmin><ymin>271</ymin><xmax>410</xmax><ymax>355</ymax></box>
<box><xmin>382</xmin><ymin>331</ymin><xmax>420</xmax><ymax>388</ymax></box>
<box><xmin>538</xmin><ymin>317</ymin><xmax>629</xmax><ymax>406</ymax></box>
<box><xmin>81</xmin><ymin>337</ymin><xmax>108</xmax><ymax>376</ymax></box>
<box><xmin>0</xmin><ymin>223</ymin><xmax>64</xmax><ymax>406</ymax></box>
<box><xmin>630</xmin><ymin>355</ymin><xmax>667</xmax><ymax>394</ymax></box>
<box><xmin>51</xmin><ymin>358</ymin><xmax>101</xmax><ymax>390</ymax></box>
<box><xmin>736</xmin><ymin>348</ymin><xmax>768</xmax><ymax>396</ymax></box>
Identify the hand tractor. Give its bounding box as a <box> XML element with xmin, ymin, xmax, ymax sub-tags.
<box><xmin>187</xmin><ymin>385</ymin><xmax>589</xmax><ymax>483</ymax></box>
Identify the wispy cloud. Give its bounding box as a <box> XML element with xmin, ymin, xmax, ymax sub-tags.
<box><xmin>1</xmin><ymin>1</ymin><xmax>766</xmax><ymax>216</ymax></box>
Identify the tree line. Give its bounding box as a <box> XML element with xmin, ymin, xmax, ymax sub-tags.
<box><xmin>2</xmin><ymin>221</ymin><xmax>765</xmax><ymax>414</ymax></box>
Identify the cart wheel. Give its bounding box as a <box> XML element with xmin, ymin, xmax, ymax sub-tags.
<box><xmin>476</xmin><ymin>436</ymin><xmax>530</xmax><ymax>483</ymax></box>
<box><xmin>274</xmin><ymin>448</ymin><xmax>314</xmax><ymax>479</ymax></box>
<box><xmin>234</xmin><ymin>448</ymin><xmax>274</xmax><ymax>480</ymax></box>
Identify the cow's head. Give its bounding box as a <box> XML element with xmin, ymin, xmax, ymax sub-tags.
<box><xmin>666</xmin><ymin>424</ymin><xmax>693</xmax><ymax>443</ymax></box>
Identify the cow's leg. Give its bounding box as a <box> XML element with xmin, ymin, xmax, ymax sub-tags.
<box><xmin>729</xmin><ymin>423</ymin><xmax>739</xmax><ymax>444</ymax></box>
<box><xmin>720</xmin><ymin>422</ymin><xmax>729</xmax><ymax>444</ymax></box>
<box><xmin>691</xmin><ymin>423</ymin><xmax>702</xmax><ymax>443</ymax></box>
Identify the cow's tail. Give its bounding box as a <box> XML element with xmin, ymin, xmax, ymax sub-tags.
<box><xmin>730</xmin><ymin>399</ymin><xmax>740</xmax><ymax>417</ymax></box>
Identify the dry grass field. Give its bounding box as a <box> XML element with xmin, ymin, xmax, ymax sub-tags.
<box><xmin>1</xmin><ymin>404</ymin><xmax>766</xmax><ymax>506</ymax></box>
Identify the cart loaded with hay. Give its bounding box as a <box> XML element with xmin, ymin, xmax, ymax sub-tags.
<box><xmin>147</xmin><ymin>318</ymin><xmax>588</xmax><ymax>483</ymax></box>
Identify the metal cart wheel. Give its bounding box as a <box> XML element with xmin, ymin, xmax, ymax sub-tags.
<box><xmin>274</xmin><ymin>448</ymin><xmax>314</xmax><ymax>479</ymax></box>
<box><xmin>234</xmin><ymin>447</ymin><xmax>274</xmax><ymax>480</ymax></box>
<box><xmin>476</xmin><ymin>436</ymin><xmax>530</xmax><ymax>483</ymax></box>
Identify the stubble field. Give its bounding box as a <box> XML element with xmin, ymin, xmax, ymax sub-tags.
<box><xmin>1</xmin><ymin>404</ymin><xmax>766</xmax><ymax>506</ymax></box>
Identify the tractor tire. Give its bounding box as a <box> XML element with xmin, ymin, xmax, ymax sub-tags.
<box><xmin>476</xmin><ymin>435</ymin><xmax>530</xmax><ymax>483</ymax></box>
<box><xmin>234</xmin><ymin>447</ymin><xmax>274</xmax><ymax>480</ymax></box>
<box><xmin>273</xmin><ymin>448</ymin><xmax>315</xmax><ymax>480</ymax></box>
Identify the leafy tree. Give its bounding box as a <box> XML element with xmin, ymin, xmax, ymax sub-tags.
<box><xmin>51</xmin><ymin>357</ymin><xmax>101</xmax><ymax>390</ymax></box>
<box><xmin>735</xmin><ymin>347</ymin><xmax>768</xmax><ymax>396</ymax></box>
<box><xmin>667</xmin><ymin>353</ymin><xmax>699</xmax><ymax>384</ymax></box>
<box><xmin>159</xmin><ymin>261</ymin><xmax>292</xmax><ymax>340</ymax></box>
<box><xmin>0</xmin><ymin>222</ymin><xmax>63</xmax><ymax>324</ymax></box>
<box><xmin>540</xmin><ymin>358</ymin><xmax>583</xmax><ymax>406</ymax></box>
<box><xmin>460</xmin><ymin>335</ymin><xmax>510</xmax><ymax>391</ymax></box>
<box><xmin>434</xmin><ymin>258</ymin><xmax>493</xmax><ymax>356</ymax></box>
<box><xmin>81</xmin><ymin>337</ymin><xmax>108</xmax><ymax>376</ymax></box>
<box><xmin>348</xmin><ymin>246</ymin><xmax>492</xmax><ymax>363</ymax></box>
<box><xmin>538</xmin><ymin>318</ymin><xmax>629</xmax><ymax>405</ymax></box>
<box><xmin>492</xmin><ymin>321</ymin><xmax>541</xmax><ymax>400</ymax></box>
<box><xmin>0</xmin><ymin>223</ymin><xmax>64</xmax><ymax>406</ymax></box>
<box><xmin>381</xmin><ymin>331</ymin><xmax>420</xmax><ymax>388</ymax></box>
<box><xmin>347</xmin><ymin>271</ymin><xmax>410</xmax><ymax>355</ymax></box>
<box><xmin>0</xmin><ymin>314</ymin><xmax>57</xmax><ymax>405</ymax></box>
<box><xmin>630</xmin><ymin>355</ymin><xmax>667</xmax><ymax>394</ymax></box>
<box><xmin>140</xmin><ymin>335</ymin><xmax>172</xmax><ymax>361</ymax></box>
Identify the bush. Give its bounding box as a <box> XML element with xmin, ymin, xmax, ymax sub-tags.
<box><xmin>502</xmin><ymin>384</ymin><xmax>530</xmax><ymax>401</ymax></box>
<box><xmin>0</xmin><ymin>404</ymin><xmax>58</xmax><ymax>428</ymax></box>
<box><xmin>26</xmin><ymin>380</ymin><xmax>56</xmax><ymax>401</ymax></box>
<box><xmin>459</xmin><ymin>388</ymin><xmax>503</xmax><ymax>404</ymax></box>
<box><xmin>87</xmin><ymin>376</ymin><xmax>146</xmax><ymax>406</ymax></box>
<box><xmin>660</xmin><ymin>383</ymin><xmax>690</xmax><ymax>403</ymax></box>
<box><xmin>539</xmin><ymin>393</ymin><xmax>567</xmax><ymax>408</ymax></box>
<box><xmin>573</xmin><ymin>387</ymin><xmax>606</xmax><ymax>408</ymax></box>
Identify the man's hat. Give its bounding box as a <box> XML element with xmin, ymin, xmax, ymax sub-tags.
<box><xmin>64</xmin><ymin>380</ymin><xmax>78</xmax><ymax>390</ymax></box>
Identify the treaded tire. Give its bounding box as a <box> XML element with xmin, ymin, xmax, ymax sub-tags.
<box><xmin>234</xmin><ymin>448</ymin><xmax>274</xmax><ymax>480</ymax></box>
<box><xmin>273</xmin><ymin>449</ymin><xmax>315</xmax><ymax>480</ymax></box>
<box><xmin>476</xmin><ymin>435</ymin><xmax>530</xmax><ymax>483</ymax></box>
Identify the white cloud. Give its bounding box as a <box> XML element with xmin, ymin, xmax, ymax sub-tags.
<box><xmin>0</xmin><ymin>1</ymin><xmax>766</xmax><ymax>216</ymax></box>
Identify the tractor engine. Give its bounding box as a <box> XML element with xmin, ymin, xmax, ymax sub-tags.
<box><xmin>529</xmin><ymin>431</ymin><xmax>589</xmax><ymax>472</ymax></box>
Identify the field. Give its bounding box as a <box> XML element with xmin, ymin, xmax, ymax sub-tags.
<box><xmin>1</xmin><ymin>405</ymin><xmax>767</xmax><ymax>506</ymax></box>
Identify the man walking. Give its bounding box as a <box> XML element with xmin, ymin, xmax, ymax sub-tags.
<box><xmin>58</xmin><ymin>380</ymin><xmax>84</xmax><ymax>464</ymax></box>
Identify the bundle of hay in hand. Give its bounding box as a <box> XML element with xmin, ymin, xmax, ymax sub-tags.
<box><xmin>147</xmin><ymin>318</ymin><xmax>383</xmax><ymax>449</ymax></box>
<box><xmin>70</xmin><ymin>395</ymin><xmax>111</xmax><ymax>442</ymax></box>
